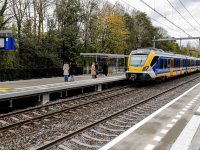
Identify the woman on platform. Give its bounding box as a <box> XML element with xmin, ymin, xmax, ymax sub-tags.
<box><xmin>63</xmin><ymin>62</ymin><xmax>69</xmax><ymax>82</ymax></box>
<box><xmin>91</xmin><ymin>62</ymin><xmax>96</xmax><ymax>79</ymax></box>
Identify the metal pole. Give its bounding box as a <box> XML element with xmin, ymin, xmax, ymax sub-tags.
<box><xmin>198</xmin><ymin>39</ymin><xmax>200</xmax><ymax>58</ymax></box>
<box><xmin>124</xmin><ymin>57</ymin><xmax>125</xmax><ymax>72</ymax></box>
<box><xmin>63</xmin><ymin>40</ymin><xmax>65</xmax><ymax>65</ymax></box>
<box><xmin>153</xmin><ymin>36</ymin><xmax>155</xmax><ymax>48</ymax></box>
<box><xmin>180</xmin><ymin>40</ymin><xmax>181</xmax><ymax>50</ymax></box>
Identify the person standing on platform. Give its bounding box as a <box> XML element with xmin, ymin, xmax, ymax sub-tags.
<box><xmin>74</xmin><ymin>61</ymin><xmax>78</xmax><ymax>75</ymax></box>
<box><xmin>91</xmin><ymin>62</ymin><xmax>96</xmax><ymax>79</ymax></box>
<box><xmin>63</xmin><ymin>62</ymin><xmax>69</xmax><ymax>82</ymax></box>
<box><xmin>70</xmin><ymin>63</ymin><xmax>75</xmax><ymax>82</ymax></box>
<box><xmin>102</xmin><ymin>62</ymin><xmax>108</xmax><ymax>77</ymax></box>
<box><xmin>95</xmin><ymin>62</ymin><xmax>99</xmax><ymax>78</ymax></box>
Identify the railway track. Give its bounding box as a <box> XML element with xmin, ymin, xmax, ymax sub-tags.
<box><xmin>35</xmin><ymin>74</ymin><xmax>200</xmax><ymax>150</ymax></box>
<box><xmin>0</xmin><ymin>85</ymin><xmax>143</xmax><ymax>131</ymax></box>
<box><xmin>1</xmin><ymin>73</ymin><xmax>200</xmax><ymax>150</ymax></box>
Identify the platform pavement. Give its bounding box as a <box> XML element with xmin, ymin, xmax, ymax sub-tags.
<box><xmin>100</xmin><ymin>82</ymin><xmax>200</xmax><ymax>150</ymax></box>
<box><xmin>0</xmin><ymin>73</ymin><xmax>125</xmax><ymax>101</ymax></box>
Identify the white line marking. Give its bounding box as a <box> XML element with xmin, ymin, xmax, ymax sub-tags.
<box><xmin>172</xmin><ymin>119</ymin><xmax>178</xmax><ymax>122</ymax></box>
<box><xmin>183</xmin><ymin>109</ymin><xmax>188</xmax><ymax>111</ymax></box>
<box><xmin>180</xmin><ymin>112</ymin><xmax>185</xmax><ymax>114</ymax></box>
<box><xmin>153</xmin><ymin>136</ymin><xmax>162</xmax><ymax>142</ymax></box>
<box><xmin>167</xmin><ymin>124</ymin><xmax>173</xmax><ymax>128</ymax></box>
<box><xmin>144</xmin><ymin>144</ymin><xmax>155</xmax><ymax>150</ymax></box>
<box><xmin>99</xmin><ymin>82</ymin><xmax>200</xmax><ymax>150</ymax></box>
<box><xmin>176</xmin><ymin>115</ymin><xmax>182</xmax><ymax>118</ymax></box>
<box><xmin>188</xmin><ymin>104</ymin><xmax>192</xmax><ymax>106</ymax></box>
<box><xmin>170</xmin><ymin>115</ymin><xmax>200</xmax><ymax>150</ymax></box>
<box><xmin>196</xmin><ymin>107</ymin><xmax>200</xmax><ymax>112</ymax></box>
<box><xmin>186</xmin><ymin>106</ymin><xmax>190</xmax><ymax>108</ymax></box>
<box><xmin>161</xmin><ymin>129</ymin><xmax>168</xmax><ymax>134</ymax></box>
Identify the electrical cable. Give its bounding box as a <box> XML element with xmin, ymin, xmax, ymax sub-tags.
<box><xmin>179</xmin><ymin>0</ymin><xmax>200</xmax><ymax>28</ymax></box>
<box><xmin>140</xmin><ymin>0</ymin><xmax>199</xmax><ymax>44</ymax></box>
<box><xmin>167</xmin><ymin>0</ymin><xmax>200</xmax><ymax>34</ymax></box>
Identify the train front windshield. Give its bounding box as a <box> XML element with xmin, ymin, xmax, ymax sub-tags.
<box><xmin>130</xmin><ymin>55</ymin><xmax>148</xmax><ymax>66</ymax></box>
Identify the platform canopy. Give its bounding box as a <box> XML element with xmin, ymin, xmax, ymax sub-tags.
<box><xmin>80</xmin><ymin>53</ymin><xmax>129</xmax><ymax>58</ymax></box>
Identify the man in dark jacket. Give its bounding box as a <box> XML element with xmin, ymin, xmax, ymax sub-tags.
<box><xmin>74</xmin><ymin>61</ymin><xmax>78</xmax><ymax>75</ymax></box>
<box><xmin>70</xmin><ymin>63</ymin><xmax>75</xmax><ymax>81</ymax></box>
<box><xmin>102</xmin><ymin>63</ymin><xmax>108</xmax><ymax>77</ymax></box>
<box><xmin>95</xmin><ymin>62</ymin><xmax>99</xmax><ymax>78</ymax></box>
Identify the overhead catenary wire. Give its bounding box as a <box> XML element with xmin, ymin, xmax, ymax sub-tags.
<box><xmin>140</xmin><ymin>0</ymin><xmax>199</xmax><ymax>45</ymax></box>
<box><xmin>179</xmin><ymin>0</ymin><xmax>200</xmax><ymax>28</ymax></box>
<box><xmin>120</xmin><ymin>0</ymin><xmax>185</xmax><ymax>38</ymax></box>
<box><xmin>166</xmin><ymin>0</ymin><xmax>200</xmax><ymax>34</ymax></box>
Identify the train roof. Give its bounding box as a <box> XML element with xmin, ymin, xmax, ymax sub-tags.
<box><xmin>131</xmin><ymin>47</ymin><xmax>198</xmax><ymax>59</ymax></box>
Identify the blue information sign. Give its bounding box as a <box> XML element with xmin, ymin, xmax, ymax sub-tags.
<box><xmin>0</xmin><ymin>36</ymin><xmax>14</xmax><ymax>50</ymax></box>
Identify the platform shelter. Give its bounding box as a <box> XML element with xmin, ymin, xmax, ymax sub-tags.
<box><xmin>80</xmin><ymin>53</ymin><xmax>129</xmax><ymax>75</ymax></box>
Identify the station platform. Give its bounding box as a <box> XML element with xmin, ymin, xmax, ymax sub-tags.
<box><xmin>100</xmin><ymin>82</ymin><xmax>200</xmax><ymax>150</ymax></box>
<box><xmin>0</xmin><ymin>74</ymin><xmax>125</xmax><ymax>103</ymax></box>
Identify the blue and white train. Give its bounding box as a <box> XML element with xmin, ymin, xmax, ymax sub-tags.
<box><xmin>126</xmin><ymin>47</ymin><xmax>199</xmax><ymax>81</ymax></box>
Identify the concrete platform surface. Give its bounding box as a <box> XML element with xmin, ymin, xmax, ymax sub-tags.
<box><xmin>100</xmin><ymin>82</ymin><xmax>200</xmax><ymax>150</ymax></box>
<box><xmin>0</xmin><ymin>74</ymin><xmax>125</xmax><ymax>100</ymax></box>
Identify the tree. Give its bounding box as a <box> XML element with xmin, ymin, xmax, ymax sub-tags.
<box><xmin>99</xmin><ymin>5</ymin><xmax>129</xmax><ymax>54</ymax></box>
<box><xmin>55</xmin><ymin>0</ymin><xmax>83</xmax><ymax>63</ymax></box>
<box><xmin>0</xmin><ymin>0</ymin><xmax>12</xmax><ymax>29</ymax></box>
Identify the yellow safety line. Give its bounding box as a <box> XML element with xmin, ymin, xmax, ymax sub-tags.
<box><xmin>0</xmin><ymin>88</ymin><xmax>10</xmax><ymax>90</ymax></box>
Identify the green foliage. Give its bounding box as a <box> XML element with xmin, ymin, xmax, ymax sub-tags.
<box><xmin>0</xmin><ymin>0</ymin><xmax>198</xmax><ymax>70</ymax></box>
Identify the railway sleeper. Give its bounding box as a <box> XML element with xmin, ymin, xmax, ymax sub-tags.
<box><xmin>90</xmin><ymin>129</ymin><xmax>117</xmax><ymax>137</ymax></box>
<box><xmin>10</xmin><ymin>117</ymin><xmax>19</xmax><ymax>121</ymax></box>
<box><xmin>106</xmin><ymin>121</ymin><xmax>131</xmax><ymax>128</ymax></box>
<box><xmin>71</xmin><ymin>138</ymin><xmax>101</xmax><ymax>148</ymax></box>
<box><xmin>58</xmin><ymin>144</ymin><xmax>71</xmax><ymax>150</ymax></box>
<box><xmin>82</xmin><ymin>133</ymin><xmax>110</xmax><ymax>142</ymax></box>
<box><xmin>0</xmin><ymin>120</ymin><xmax>8</xmax><ymax>125</ymax></box>
<box><xmin>112</xmin><ymin>119</ymin><xmax>128</xmax><ymax>124</ymax></box>
<box><xmin>99</xmin><ymin>125</ymin><xmax>125</xmax><ymax>132</ymax></box>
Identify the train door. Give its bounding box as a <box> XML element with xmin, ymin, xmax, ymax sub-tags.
<box><xmin>170</xmin><ymin>58</ymin><xmax>173</xmax><ymax>76</ymax></box>
<box><xmin>194</xmin><ymin>60</ymin><xmax>196</xmax><ymax>71</ymax></box>
<box><xmin>180</xmin><ymin>59</ymin><xmax>183</xmax><ymax>74</ymax></box>
<box><xmin>155</xmin><ymin>60</ymin><xmax>159</xmax><ymax>76</ymax></box>
<box><xmin>190</xmin><ymin>60</ymin><xmax>191</xmax><ymax>72</ymax></box>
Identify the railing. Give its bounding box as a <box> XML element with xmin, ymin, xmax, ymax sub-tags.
<box><xmin>0</xmin><ymin>67</ymin><xmax>84</xmax><ymax>82</ymax></box>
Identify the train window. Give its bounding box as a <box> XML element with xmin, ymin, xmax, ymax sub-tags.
<box><xmin>179</xmin><ymin>60</ymin><xmax>180</xmax><ymax>68</ymax></box>
<box><xmin>150</xmin><ymin>56</ymin><xmax>159</xmax><ymax>67</ymax></box>
<box><xmin>187</xmin><ymin>60</ymin><xmax>190</xmax><ymax>67</ymax></box>
<box><xmin>164</xmin><ymin>59</ymin><xmax>167</xmax><ymax>68</ymax></box>
<box><xmin>174</xmin><ymin>60</ymin><xmax>177</xmax><ymax>68</ymax></box>
<box><xmin>168</xmin><ymin>59</ymin><xmax>170</xmax><ymax>69</ymax></box>
<box><xmin>160</xmin><ymin>59</ymin><xmax>164</xmax><ymax>68</ymax></box>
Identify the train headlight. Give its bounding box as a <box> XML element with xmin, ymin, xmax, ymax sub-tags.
<box><xmin>143</xmin><ymin>66</ymin><xmax>149</xmax><ymax>71</ymax></box>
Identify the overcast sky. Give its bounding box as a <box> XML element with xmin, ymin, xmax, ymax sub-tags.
<box><xmin>109</xmin><ymin>0</ymin><xmax>200</xmax><ymax>48</ymax></box>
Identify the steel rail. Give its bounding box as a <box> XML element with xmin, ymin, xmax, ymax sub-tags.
<box><xmin>0</xmin><ymin>87</ymin><xmax>143</xmax><ymax>131</ymax></box>
<box><xmin>0</xmin><ymin>85</ymin><xmax>133</xmax><ymax>119</ymax></box>
<box><xmin>35</xmin><ymin>75</ymin><xmax>200</xmax><ymax>150</ymax></box>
